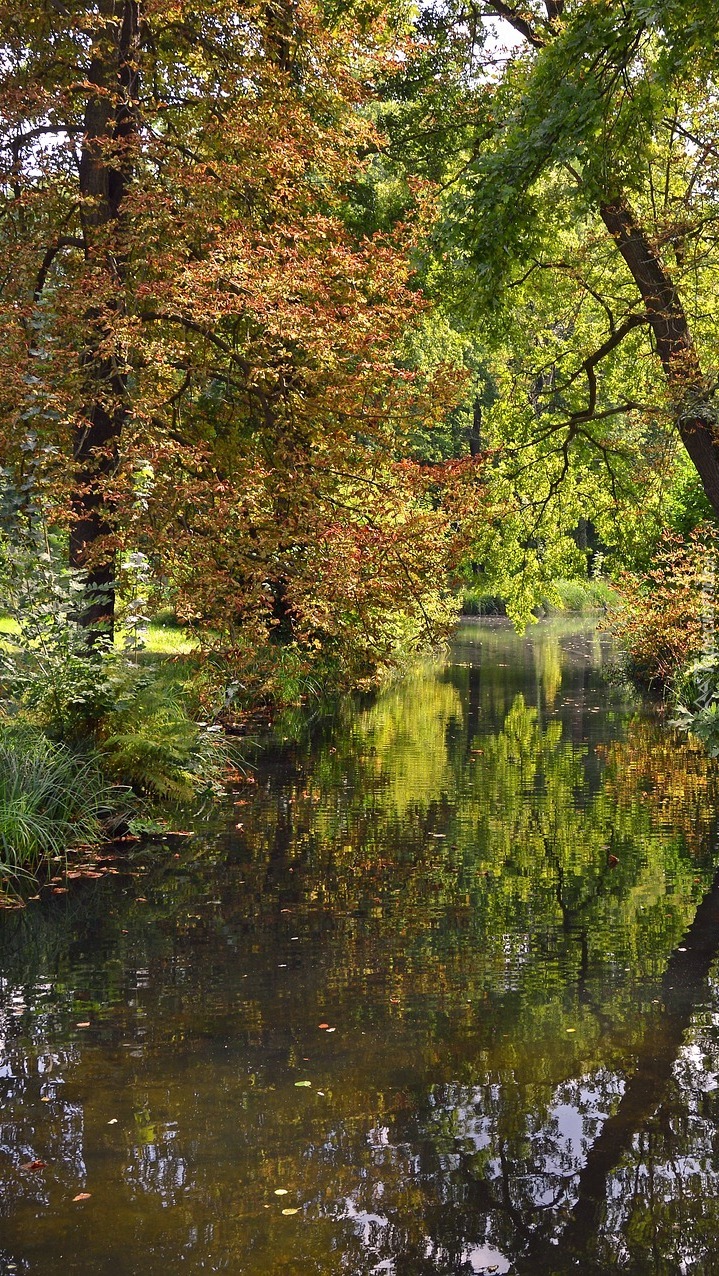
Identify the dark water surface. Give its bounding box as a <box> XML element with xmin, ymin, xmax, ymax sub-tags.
<box><xmin>2</xmin><ymin>619</ymin><xmax>719</xmax><ymax>1275</ymax></box>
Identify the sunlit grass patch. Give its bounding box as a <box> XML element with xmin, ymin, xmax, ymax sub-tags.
<box><xmin>115</xmin><ymin>621</ymin><xmax>199</xmax><ymax>657</ymax></box>
<box><xmin>0</xmin><ymin>615</ymin><xmax>21</xmax><ymax>652</ymax></box>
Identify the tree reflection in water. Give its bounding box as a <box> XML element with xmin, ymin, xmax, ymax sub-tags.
<box><xmin>1</xmin><ymin>619</ymin><xmax>719</xmax><ymax>1275</ymax></box>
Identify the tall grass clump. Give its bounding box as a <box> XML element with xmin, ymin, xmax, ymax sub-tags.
<box><xmin>0</xmin><ymin>724</ymin><xmax>110</xmax><ymax>879</ymax></box>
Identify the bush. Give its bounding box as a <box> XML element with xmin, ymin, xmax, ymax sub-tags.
<box><xmin>0</xmin><ymin>724</ymin><xmax>112</xmax><ymax>879</ymax></box>
<box><xmin>604</xmin><ymin>529</ymin><xmax>713</xmax><ymax>686</ymax></box>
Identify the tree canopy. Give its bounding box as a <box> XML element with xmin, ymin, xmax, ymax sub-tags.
<box><xmin>2</xmin><ymin>0</ymin><xmax>719</xmax><ymax>673</ymax></box>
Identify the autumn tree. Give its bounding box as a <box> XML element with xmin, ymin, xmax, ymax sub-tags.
<box><xmin>0</xmin><ymin>0</ymin><xmax>485</xmax><ymax>681</ymax></box>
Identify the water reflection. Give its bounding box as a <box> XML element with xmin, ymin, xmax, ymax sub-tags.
<box><xmin>1</xmin><ymin>619</ymin><xmax>719</xmax><ymax>1274</ymax></box>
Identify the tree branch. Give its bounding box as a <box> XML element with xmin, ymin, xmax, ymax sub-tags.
<box><xmin>482</xmin><ymin>2</ymin><xmax>545</xmax><ymax>48</ymax></box>
<box><xmin>35</xmin><ymin>236</ymin><xmax>85</xmax><ymax>299</ymax></box>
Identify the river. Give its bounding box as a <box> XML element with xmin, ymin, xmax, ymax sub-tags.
<box><xmin>2</xmin><ymin>618</ymin><xmax>719</xmax><ymax>1274</ymax></box>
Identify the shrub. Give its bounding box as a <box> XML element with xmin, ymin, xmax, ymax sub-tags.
<box><xmin>604</xmin><ymin>529</ymin><xmax>714</xmax><ymax>685</ymax></box>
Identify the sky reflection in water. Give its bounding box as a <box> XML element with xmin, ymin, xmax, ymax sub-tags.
<box><xmin>1</xmin><ymin>618</ymin><xmax>719</xmax><ymax>1275</ymax></box>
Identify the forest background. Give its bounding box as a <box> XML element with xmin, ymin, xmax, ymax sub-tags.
<box><xmin>2</xmin><ymin>0</ymin><xmax>719</xmax><ymax>876</ymax></box>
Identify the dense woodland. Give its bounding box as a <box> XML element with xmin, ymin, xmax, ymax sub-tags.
<box><xmin>2</xmin><ymin>0</ymin><xmax>719</xmax><ymax>874</ymax></box>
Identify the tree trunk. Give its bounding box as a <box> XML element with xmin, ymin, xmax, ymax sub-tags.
<box><xmin>71</xmin><ymin>0</ymin><xmax>140</xmax><ymax>643</ymax></box>
<box><xmin>600</xmin><ymin>199</ymin><xmax>719</xmax><ymax>518</ymax></box>
<box><xmin>468</xmin><ymin>397</ymin><xmax>483</xmax><ymax>457</ymax></box>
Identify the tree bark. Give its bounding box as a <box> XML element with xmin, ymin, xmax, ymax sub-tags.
<box><xmin>600</xmin><ymin>199</ymin><xmax>719</xmax><ymax>518</ymax></box>
<box><xmin>71</xmin><ymin>0</ymin><xmax>140</xmax><ymax>642</ymax></box>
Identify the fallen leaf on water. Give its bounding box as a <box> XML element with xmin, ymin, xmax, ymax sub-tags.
<box><xmin>281</xmin><ymin>1208</ymin><xmax>299</xmax><ymax>1215</ymax></box>
<box><xmin>73</xmin><ymin>1193</ymin><xmax>92</xmax><ymax>1202</ymax></box>
<box><xmin>21</xmin><ymin>1160</ymin><xmax>47</xmax><ymax>1172</ymax></box>
<box><xmin>318</xmin><ymin>1023</ymin><xmax>329</xmax><ymax>1029</ymax></box>
<box><xmin>108</xmin><ymin>1119</ymin><xmax>118</xmax><ymax>1125</ymax></box>
<box><xmin>76</xmin><ymin>1021</ymin><xmax>91</xmax><ymax>1028</ymax></box>
<box><xmin>41</xmin><ymin>1096</ymin><xmax>51</xmax><ymax>1103</ymax></box>
<box><xmin>274</xmin><ymin>1189</ymin><xmax>289</xmax><ymax>1196</ymax></box>
<box><xmin>325</xmin><ymin>1028</ymin><xmax>336</xmax><ymax>1033</ymax></box>
<box><xmin>294</xmin><ymin>1080</ymin><xmax>312</xmax><ymax>1087</ymax></box>
<box><xmin>566</xmin><ymin>1028</ymin><xmax>576</xmax><ymax>1033</ymax></box>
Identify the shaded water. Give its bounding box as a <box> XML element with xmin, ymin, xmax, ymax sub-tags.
<box><xmin>2</xmin><ymin>619</ymin><xmax>719</xmax><ymax>1275</ymax></box>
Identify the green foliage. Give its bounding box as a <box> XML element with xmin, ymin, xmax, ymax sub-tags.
<box><xmin>664</xmin><ymin>453</ymin><xmax>717</xmax><ymax>537</ymax></box>
<box><xmin>98</xmin><ymin>678</ymin><xmax>230</xmax><ymax>804</ymax></box>
<box><xmin>0</xmin><ymin>547</ymin><xmax>228</xmax><ymax>830</ymax></box>
<box><xmin>0</xmin><ymin>723</ymin><xmax>111</xmax><ymax>879</ymax></box>
<box><xmin>0</xmin><ymin>517</ymin><xmax>121</xmax><ymax>740</ymax></box>
<box><xmin>672</xmin><ymin>650</ymin><xmax>719</xmax><ymax>756</ymax></box>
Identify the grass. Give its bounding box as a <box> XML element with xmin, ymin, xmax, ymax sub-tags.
<box><xmin>2</xmin><ymin>613</ymin><xmax>197</xmax><ymax>655</ymax></box>
<box><xmin>116</xmin><ymin>617</ymin><xmax>200</xmax><ymax>656</ymax></box>
<box><xmin>459</xmin><ymin>590</ymin><xmax>506</xmax><ymax>617</ymax></box>
<box><xmin>540</xmin><ymin>577</ymin><xmax>617</xmax><ymax>615</ymax></box>
<box><xmin>0</xmin><ymin>723</ymin><xmax>113</xmax><ymax>880</ymax></box>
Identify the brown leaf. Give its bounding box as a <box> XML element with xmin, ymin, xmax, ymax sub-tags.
<box><xmin>73</xmin><ymin>1192</ymin><xmax>92</xmax><ymax>1202</ymax></box>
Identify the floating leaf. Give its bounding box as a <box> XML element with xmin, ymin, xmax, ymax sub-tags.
<box><xmin>281</xmin><ymin>1208</ymin><xmax>299</xmax><ymax>1215</ymax></box>
<box><xmin>76</xmin><ymin>1022</ymin><xmax>91</xmax><ymax>1028</ymax></box>
<box><xmin>73</xmin><ymin>1193</ymin><xmax>92</xmax><ymax>1202</ymax></box>
<box><xmin>21</xmin><ymin>1160</ymin><xmax>47</xmax><ymax>1172</ymax></box>
<box><xmin>318</xmin><ymin>1023</ymin><xmax>329</xmax><ymax>1029</ymax></box>
<box><xmin>274</xmin><ymin>1189</ymin><xmax>289</xmax><ymax>1196</ymax></box>
<box><xmin>107</xmin><ymin>1119</ymin><xmax>118</xmax><ymax>1125</ymax></box>
<box><xmin>294</xmin><ymin>1080</ymin><xmax>312</xmax><ymax>1087</ymax></box>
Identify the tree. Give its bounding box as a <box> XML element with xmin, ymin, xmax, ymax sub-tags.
<box><xmin>406</xmin><ymin>0</ymin><xmax>719</xmax><ymax>520</ymax></box>
<box><xmin>0</xmin><ymin>0</ymin><xmax>474</xmax><ymax>673</ymax></box>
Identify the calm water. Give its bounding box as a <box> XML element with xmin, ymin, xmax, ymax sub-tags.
<box><xmin>2</xmin><ymin>619</ymin><xmax>719</xmax><ymax>1275</ymax></box>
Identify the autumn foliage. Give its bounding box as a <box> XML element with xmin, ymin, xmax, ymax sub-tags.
<box><xmin>0</xmin><ymin>0</ymin><xmax>478</xmax><ymax>688</ymax></box>
<box><xmin>605</xmin><ymin>529</ymin><xmax>715</xmax><ymax>685</ymax></box>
